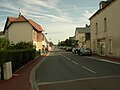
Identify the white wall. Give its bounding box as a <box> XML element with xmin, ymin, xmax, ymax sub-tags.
<box><xmin>3</xmin><ymin>61</ymin><xmax>12</xmax><ymax>80</ymax></box>
<box><xmin>8</xmin><ymin>22</ymin><xmax>32</xmax><ymax>43</ymax></box>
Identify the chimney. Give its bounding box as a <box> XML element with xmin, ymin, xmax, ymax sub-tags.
<box><xmin>19</xmin><ymin>13</ymin><xmax>21</xmax><ymax>17</ymax></box>
<box><xmin>86</xmin><ymin>24</ymin><xmax>88</xmax><ymax>27</ymax></box>
<box><xmin>99</xmin><ymin>1</ymin><xmax>108</xmax><ymax>9</ymax></box>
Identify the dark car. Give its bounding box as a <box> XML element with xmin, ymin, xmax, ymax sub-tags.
<box><xmin>78</xmin><ymin>48</ymin><xmax>92</xmax><ymax>56</ymax></box>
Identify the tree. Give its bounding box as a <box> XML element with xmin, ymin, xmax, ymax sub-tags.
<box><xmin>8</xmin><ymin>41</ymin><xmax>35</xmax><ymax>49</ymax></box>
<box><xmin>71</xmin><ymin>40</ymin><xmax>78</xmax><ymax>47</ymax></box>
<box><xmin>0</xmin><ymin>38</ymin><xmax>10</xmax><ymax>50</ymax></box>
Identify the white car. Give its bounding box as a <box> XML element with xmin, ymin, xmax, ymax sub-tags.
<box><xmin>72</xmin><ymin>47</ymin><xmax>79</xmax><ymax>54</ymax></box>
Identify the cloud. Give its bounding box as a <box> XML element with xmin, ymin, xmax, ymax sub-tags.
<box><xmin>0</xmin><ymin>9</ymin><xmax>17</xmax><ymax>14</ymax></box>
<box><xmin>0</xmin><ymin>0</ymin><xmax>18</xmax><ymax>11</ymax></box>
<box><xmin>0</xmin><ymin>22</ymin><xmax>5</xmax><ymax>31</ymax></box>
<box><xmin>0</xmin><ymin>0</ymin><xmax>69</xmax><ymax>23</ymax></box>
<box><xmin>43</xmin><ymin>22</ymin><xmax>77</xmax><ymax>43</ymax></box>
<box><xmin>0</xmin><ymin>0</ymin><xmax>99</xmax><ymax>43</ymax></box>
<box><xmin>73</xmin><ymin>5</ymin><xmax>78</xmax><ymax>11</ymax></box>
<box><xmin>20</xmin><ymin>0</ymin><xmax>60</xmax><ymax>10</ymax></box>
<box><xmin>82</xmin><ymin>10</ymin><xmax>95</xmax><ymax>19</ymax></box>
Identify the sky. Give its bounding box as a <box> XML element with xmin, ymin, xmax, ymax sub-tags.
<box><xmin>0</xmin><ymin>0</ymin><xmax>102</xmax><ymax>44</ymax></box>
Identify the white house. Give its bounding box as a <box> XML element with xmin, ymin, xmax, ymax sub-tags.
<box><xmin>3</xmin><ymin>14</ymin><xmax>44</xmax><ymax>50</ymax></box>
<box><xmin>74</xmin><ymin>25</ymin><xmax>90</xmax><ymax>48</ymax></box>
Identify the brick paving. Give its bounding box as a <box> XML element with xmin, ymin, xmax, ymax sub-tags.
<box><xmin>0</xmin><ymin>55</ymin><xmax>45</xmax><ymax>90</ymax></box>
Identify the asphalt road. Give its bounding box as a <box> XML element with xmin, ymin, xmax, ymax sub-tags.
<box><xmin>35</xmin><ymin>46</ymin><xmax>120</xmax><ymax>90</ymax></box>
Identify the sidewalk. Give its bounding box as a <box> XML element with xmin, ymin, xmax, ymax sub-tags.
<box><xmin>92</xmin><ymin>54</ymin><xmax>120</xmax><ymax>63</ymax></box>
<box><xmin>0</xmin><ymin>55</ymin><xmax>46</xmax><ymax>90</ymax></box>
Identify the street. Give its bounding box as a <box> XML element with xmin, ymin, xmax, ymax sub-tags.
<box><xmin>35</xmin><ymin>46</ymin><xmax>120</xmax><ymax>90</ymax></box>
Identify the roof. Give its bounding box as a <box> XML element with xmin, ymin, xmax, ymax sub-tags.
<box><xmin>89</xmin><ymin>0</ymin><xmax>115</xmax><ymax>20</ymax></box>
<box><xmin>75</xmin><ymin>26</ymin><xmax>90</xmax><ymax>34</ymax></box>
<box><xmin>28</xmin><ymin>19</ymin><xmax>44</xmax><ymax>32</ymax></box>
<box><xmin>4</xmin><ymin>15</ymin><xmax>44</xmax><ymax>32</ymax></box>
<box><xmin>8</xmin><ymin>15</ymin><xmax>28</xmax><ymax>22</ymax></box>
<box><xmin>8</xmin><ymin>17</ymin><xmax>16</xmax><ymax>22</ymax></box>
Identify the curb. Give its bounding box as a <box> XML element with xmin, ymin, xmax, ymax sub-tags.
<box><xmin>86</xmin><ymin>56</ymin><xmax>120</xmax><ymax>65</ymax></box>
<box><xmin>30</xmin><ymin>52</ymin><xmax>50</xmax><ymax>90</ymax></box>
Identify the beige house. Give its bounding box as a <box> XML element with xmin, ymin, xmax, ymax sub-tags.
<box><xmin>42</xmin><ymin>33</ymin><xmax>52</xmax><ymax>51</ymax></box>
<box><xmin>89</xmin><ymin>0</ymin><xmax>120</xmax><ymax>57</ymax></box>
<box><xmin>74</xmin><ymin>25</ymin><xmax>90</xmax><ymax>48</ymax></box>
<box><xmin>3</xmin><ymin>14</ymin><xmax>44</xmax><ymax>50</ymax></box>
<box><xmin>42</xmin><ymin>33</ymin><xmax>48</xmax><ymax>48</ymax></box>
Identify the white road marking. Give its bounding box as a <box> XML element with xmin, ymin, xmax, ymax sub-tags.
<box><xmin>61</xmin><ymin>54</ymin><xmax>66</xmax><ymax>58</ymax></box>
<box><xmin>38</xmin><ymin>75</ymin><xmax>120</xmax><ymax>85</ymax></box>
<box><xmin>61</xmin><ymin>54</ymin><xmax>79</xmax><ymax>65</ymax></box>
<box><xmin>82</xmin><ymin>66</ymin><xmax>96</xmax><ymax>73</ymax></box>
<box><xmin>66</xmin><ymin>58</ymin><xmax>71</xmax><ymax>61</ymax></box>
<box><xmin>61</xmin><ymin>54</ymin><xmax>71</xmax><ymax>61</ymax></box>
<box><xmin>86</xmin><ymin>56</ymin><xmax>120</xmax><ymax>65</ymax></box>
<box><xmin>71</xmin><ymin>61</ymin><xmax>79</xmax><ymax>65</ymax></box>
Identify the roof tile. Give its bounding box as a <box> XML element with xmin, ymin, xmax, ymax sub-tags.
<box><xmin>8</xmin><ymin>15</ymin><xmax>44</xmax><ymax>32</ymax></box>
<box><xmin>28</xmin><ymin>19</ymin><xmax>44</xmax><ymax>32</ymax></box>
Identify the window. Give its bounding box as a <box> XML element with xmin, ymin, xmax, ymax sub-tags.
<box><xmin>85</xmin><ymin>33</ymin><xmax>90</xmax><ymax>40</ymax></box>
<box><xmin>104</xmin><ymin>18</ymin><xmax>107</xmax><ymax>32</ymax></box>
<box><xmin>93</xmin><ymin>41</ymin><xmax>96</xmax><ymax>52</ymax></box>
<box><xmin>109</xmin><ymin>39</ymin><xmax>112</xmax><ymax>53</ymax></box>
<box><xmin>95</xmin><ymin>23</ymin><xmax>98</xmax><ymax>34</ymax></box>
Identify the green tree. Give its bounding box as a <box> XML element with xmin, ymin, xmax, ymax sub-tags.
<box><xmin>0</xmin><ymin>38</ymin><xmax>10</xmax><ymax>50</ymax></box>
<box><xmin>71</xmin><ymin>40</ymin><xmax>78</xmax><ymax>47</ymax></box>
<box><xmin>8</xmin><ymin>41</ymin><xmax>35</xmax><ymax>50</ymax></box>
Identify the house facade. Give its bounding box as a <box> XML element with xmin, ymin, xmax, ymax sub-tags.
<box><xmin>74</xmin><ymin>25</ymin><xmax>90</xmax><ymax>48</ymax></box>
<box><xmin>42</xmin><ymin>33</ymin><xmax>52</xmax><ymax>51</ymax></box>
<box><xmin>3</xmin><ymin>14</ymin><xmax>44</xmax><ymax>51</ymax></box>
<box><xmin>89</xmin><ymin>0</ymin><xmax>120</xmax><ymax>57</ymax></box>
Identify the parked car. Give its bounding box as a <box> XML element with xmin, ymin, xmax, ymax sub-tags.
<box><xmin>72</xmin><ymin>47</ymin><xmax>76</xmax><ymax>54</ymax></box>
<box><xmin>62</xmin><ymin>46</ymin><xmax>67</xmax><ymax>50</ymax></box>
<box><xmin>58</xmin><ymin>46</ymin><xmax>63</xmax><ymax>49</ymax></box>
<box><xmin>72</xmin><ymin>47</ymin><xmax>80</xmax><ymax>54</ymax></box>
<box><xmin>66</xmin><ymin>47</ymin><xmax>72</xmax><ymax>51</ymax></box>
<box><xmin>78</xmin><ymin>48</ymin><xmax>92</xmax><ymax>56</ymax></box>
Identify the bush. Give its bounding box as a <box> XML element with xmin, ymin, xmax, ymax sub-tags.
<box><xmin>8</xmin><ymin>41</ymin><xmax>35</xmax><ymax>50</ymax></box>
<box><xmin>0</xmin><ymin>40</ymin><xmax>37</xmax><ymax>72</ymax></box>
<box><xmin>0</xmin><ymin>38</ymin><xmax>10</xmax><ymax>50</ymax></box>
<box><xmin>0</xmin><ymin>49</ymin><xmax>36</xmax><ymax>72</ymax></box>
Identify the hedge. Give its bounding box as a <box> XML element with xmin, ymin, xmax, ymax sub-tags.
<box><xmin>0</xmin><ymin>49</ymin><xmax>36</xmax><ymax>73</ymax></box>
